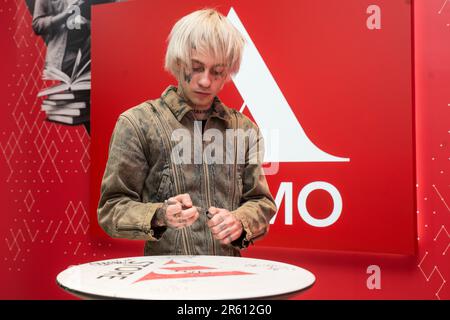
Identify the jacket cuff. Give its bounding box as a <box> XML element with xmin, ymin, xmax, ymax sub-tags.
<box><xmin>231</xmin><ymin>229</ymin><xmax>252</xmax><ymax>249</ymax></box>
<box><xmin>232</xmin><ymin>207</ymin><xmax>268</xmax><ymax>247</ymax></box>
<box><xmin>232</xmin><ymin>208</ymin><xmax>254</xmax><ymax>240</ymax></box>
<box><xmin>142</xmin><ymin>202</ymin><xmax>165</xmax><ymax>241</ymax></box>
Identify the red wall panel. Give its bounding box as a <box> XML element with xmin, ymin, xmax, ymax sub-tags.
<box><xmin>90</xmin><ymin>0</ymin><xmax>416</xmax><ymax>254</ymax></box>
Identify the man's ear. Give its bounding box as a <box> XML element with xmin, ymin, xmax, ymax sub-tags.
<box><xmin>175</xmin><ymin>67</ymin><xmax>185</xmax><ymax>84</ymax></box>
<box><xmin>174</xmin><ymin>59</ymin><xmax>185</xmax><ymax>79</ymax></box>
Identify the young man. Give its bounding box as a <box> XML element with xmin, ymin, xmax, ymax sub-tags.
<box><xmin>97</xmin><ymin>9</ymin><xmax>276</xmax><ymax>256</ymax></box>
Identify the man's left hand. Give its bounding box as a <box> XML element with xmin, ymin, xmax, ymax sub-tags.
<box><xmin>207</xmin><ymin>207</ymin><xmax>243</xmax><ymax>245</ymax></box>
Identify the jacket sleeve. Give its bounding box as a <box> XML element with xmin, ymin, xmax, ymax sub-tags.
<box><xmin>97</xmin><ymin>115</ymin><xmax>163</xmax><ymax>241</ymax></box>
<box><xmin>32</xmin><ymin>0</ymin><xmax>55</xmax><ymax>36</ymax></box>
<box><xmin>231</xmin><ymin>126</ymin><xmax>277</xmax><ymax>246</ymax></box>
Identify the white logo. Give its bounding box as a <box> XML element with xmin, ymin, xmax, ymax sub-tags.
<box><xmin>228</xmin><ymin>8</ymin><xmax>350</xmax><ymax>163</ymax></box>
<box><xmin>227</xmin><ymin>8</ymin><xmax>350</xmax><ymax>227</ymax></box>
<box><xmin>366</xmin><ymin>5</ymin><xmax>382</xmax><ymax>30</ymax></box>
<box><xmin>66</xmin><ymin>5</ymin><xmax>82</xmax><ymax>30</ymax></box>
<box><xmin>366</xmin><ymin>265</ymin><xmax>382</xmax><ymax>289</ymax></box>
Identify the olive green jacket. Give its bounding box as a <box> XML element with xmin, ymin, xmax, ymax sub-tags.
<box><xmin>97</xmin><ymin>86</ymin><xmax>277</xmax><ymax>256</ymax></box>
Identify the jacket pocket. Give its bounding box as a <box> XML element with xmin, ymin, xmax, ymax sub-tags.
<box><xmin>232</xmin><ymin>175</ymin><xmax>244</xmax><ymax>210</ymax></box>
<box><xmin>237</xmin><ymin>176</ymin><xmax>243</xmax><ymax>199</ymax></box>
<box><xmin>156</xmin><ymin>166</ymin><xmax>172</xmax><ymax>201</ymax></box>
<box><xmin>236</xmin><ymin>175</ymin><xmax>244</xmax><ymax>207</ymax></box>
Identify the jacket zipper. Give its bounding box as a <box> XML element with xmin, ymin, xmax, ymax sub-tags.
<box><xmin>203</xmin><ymin>152</ymin><xmax>216</xmax><ymax>255</ymax></box>
<box><xmin>116</xmin><ymin>224</ymin><xmax>149</xmax><ymax>235</ymax></box>
<box><xmin>230</xmin><ymin>114</ymin><xmax>239</xmax><ymax>210</ymax></box>
<box><xmin>228</xmin><ymin>114</ymin><xmax>240</xmax><ymax>255</ymax></box>
<box><xmin>200</xmin><ymin>119</ymin><xmax>216</xmax><ymax>255</ymax></box>
<box><xmin>152</xmin><ymin>105</ymin><xmax>193</xmax><ymax>255</ymax></box>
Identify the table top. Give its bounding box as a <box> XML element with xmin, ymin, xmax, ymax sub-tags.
<box><xmin>56</xmin><ymin>255</ymin><xmax>315</xmax><ymax>300</ymax></box>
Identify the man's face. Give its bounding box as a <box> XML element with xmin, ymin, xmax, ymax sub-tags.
<box><xmin>178</xmin><ymin>50</ymin><xmax>228</xmax><ymax>109</ymax></box>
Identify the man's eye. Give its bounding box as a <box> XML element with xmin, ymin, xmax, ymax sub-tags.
<box><xmin>192</xmin><ymin>67</ymin><xmax>203</xmax><ymax>72</ymax></box>
<box><xmin>212</xmin><ymin>70</ymin><xmax>224</xmax><ymax>77</ymax></box>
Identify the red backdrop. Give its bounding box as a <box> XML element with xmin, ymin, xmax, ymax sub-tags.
<box><xmin>91</xmin><ymin>0</ymin><xmax>416</xmax><ymax>254</ymax></box>
<box><xmin>0</xmin><ymin>0</ymin><xmax>448</xmax><ymax>299</ymax></box>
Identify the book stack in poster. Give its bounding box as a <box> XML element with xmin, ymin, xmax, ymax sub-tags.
<box><xmin>38</xmin><ymin>52</ymin><xmax>91</xmax><ymax>126</ymax></box>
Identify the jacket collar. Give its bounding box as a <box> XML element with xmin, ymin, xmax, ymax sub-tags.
<box><xmin>160</xmin><ymin>85</ymin><xmax>231</xmax><ymax>122</ymax></box>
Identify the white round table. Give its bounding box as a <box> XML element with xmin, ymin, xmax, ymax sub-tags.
<box><xmin>56</xmin><ymin>255</ymin><xmax>315</xmax><ymax>300</ymax></box>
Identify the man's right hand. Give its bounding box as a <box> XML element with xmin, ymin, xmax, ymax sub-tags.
<box><xmin>162</xmin><ymin>193</ymin><xmax>200</xmax><ymax>229</ymax></box>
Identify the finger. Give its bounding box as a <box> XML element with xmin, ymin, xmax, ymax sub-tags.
<box><xmin>208</xmin><ymin>206</ymin><xmax>219</xmax><ymax>215</ymax></box>
<box><xmin>215</xmin><ymin>228</ymin><xmax>233</xmax><ymax>242</ymax></box>
<box><xmin>220</xmin><ymin>230</ymin><xmax>242</xmax><ymax>245</ymax></box>
<box><xmin>184</xmin><ymin>211</ymin><xmax>200</xmax><ymax>227</ymax></box>
<box><xmin>213</xmin><ymin>223</ymin><xmax>237</xmax><ymax>240</ymax></box>
<box><xmin>180</xmin><ymin>207</ymin><xmax>198</xmax><ymax>220</ymax></box>
<box><xmin>220</xmin><ymin>235</ymin><xmax>233</xmax><ymax>245</ymax></box>
<box><xmin>174</xmin><ymin>207</ymin><xmax>200</xmax><ymax>228</ymax></box>
<box><xmin>188</xmin><ymin>208</ymin><xmax>200</xmax><ymax>222</ymax></box>
<box><xmin>168</xmin><ymin>216</ymin><xmax>188</xmax><ymax>229</ymax></box>
<box><xmin>167</xmin><ymin>198</ymin><xmax>180</xmax><ymax>206</ymax></box>
<box><xmin>207</xmin><ymin>213</ymin><xmax>225</xmax><ymax>228</ymax></box>
<box><xmin>173</xmin><ymin>193</ymin><xmax>192</xmax><ymax>208</ymax></box>
<box><xmin>210</xmin><ymin>220</ymin><xmax>228</xmax><ymax>235</ymax></box>
<box><xmin>165</xmin><ymin>208</ymin><xmax>183</xmax><ymax>226</ymax></box>
<box><xmin>167</xmin><ymin>203</ymin><xmax>182</xmax><ymax>216</ymax></box>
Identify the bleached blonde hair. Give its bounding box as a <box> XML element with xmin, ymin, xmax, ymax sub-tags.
<box><xmin>165</xmin><ymin>8</ymin><xmax>245</xmax><ymax>79</ymax></box>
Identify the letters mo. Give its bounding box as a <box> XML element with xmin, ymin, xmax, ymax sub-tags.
<box><xmin>270</xmin><ymin>181</ymin><xmax>343</xmax><ymax>227</ymax></box>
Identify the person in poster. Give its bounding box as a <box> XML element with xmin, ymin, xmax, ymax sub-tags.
<box><xmin>28</xmin><ymin>0</ymin><xmax>118</xmax><ymax>133</ymax></box>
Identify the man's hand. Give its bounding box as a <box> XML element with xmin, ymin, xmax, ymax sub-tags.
<box><xmin>163</xmin><ymin>193</ymin><xmax>199</xmax><ymax>229</ymax></box>
<box><xmin>207</xmin><ymin>206</ymin><xmax>243</xmax><ymax>245</ymax></box>
<box><xmin>51</xmin><ymin>1</ymin><xmax>85</xmax><ymax>28</ymax></box>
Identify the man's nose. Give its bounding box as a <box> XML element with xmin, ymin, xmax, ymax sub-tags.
<box><xmin>198</xmin><ymin>71</ymin><xmax>211</xmax><ymax>88</ymax></box>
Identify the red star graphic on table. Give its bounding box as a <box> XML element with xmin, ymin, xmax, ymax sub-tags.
<box><xmin>133</xmin><ymin>260</ymin><xmax>253</xmax><ymax>283</ymax></box>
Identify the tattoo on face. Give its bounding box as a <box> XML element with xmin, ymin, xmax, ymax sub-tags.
<box><xmin>184</xmin><ymin>72</ymin><xmax>192</xmax><ymax>84</ymax></box>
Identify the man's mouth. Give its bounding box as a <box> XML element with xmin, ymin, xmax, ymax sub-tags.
<box><xmin>194</xmin><ymin>91</ymin><xmax>211</xmax><ymax>96</ymax></box>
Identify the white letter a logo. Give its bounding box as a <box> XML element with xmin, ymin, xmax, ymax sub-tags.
<box><xmin>228</xmin><ymin>8</ymin><xmax>349</xmax><ymax>163</ymax></box>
